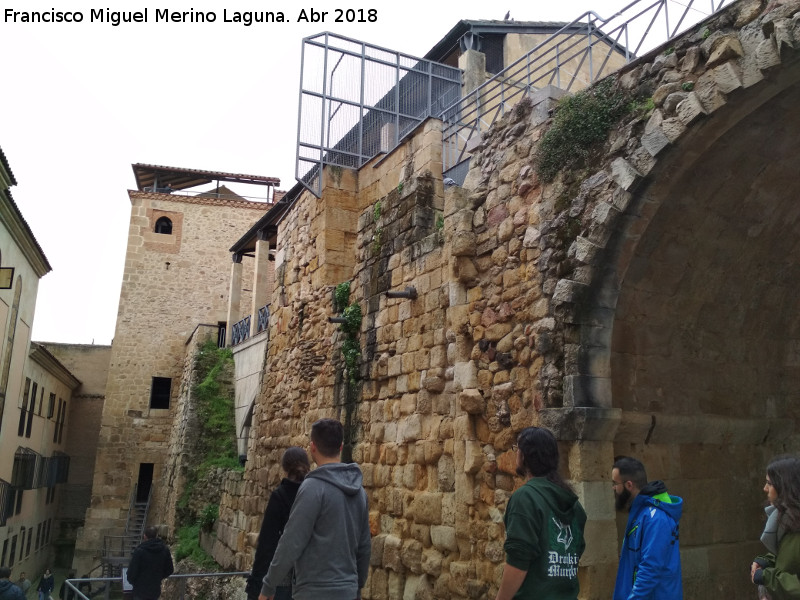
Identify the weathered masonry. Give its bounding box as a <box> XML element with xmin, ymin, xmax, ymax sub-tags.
<box><xmin>72</xmin><ymin>165</ymin><xmax>278</xmax><ymax>576</ymax></box>
<box><xmin>209</xmin><ymin>0</ymin><xmax>800</xmax><ymax>599</ymax></box>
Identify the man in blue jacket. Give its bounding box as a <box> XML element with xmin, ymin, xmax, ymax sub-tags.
<box><xmin>612</xmin><ymin>456</ymin><xmax>683</xmax><ymax>600</ymax></box>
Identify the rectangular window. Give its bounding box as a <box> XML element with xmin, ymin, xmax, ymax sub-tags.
<box><xmin>26</xmin><ymin>525</ymin><xmax>32</xmax><ymax>556</ymax></box>
<box><xmin>31</xmin><ymin>383</ymin><xmax>38</xmax><ymax>415</ymax></box>
<box><xmin>4</xmin><ymin>489</ymin><xmax>14</xmax><ymax>522</ymax></box>
<box><xmin>20</xmin><ymin>378</ymin><xmax>31</xmax><ymax>409</ymax></box>
<box><xmin>18</xmin><ymin>378</ymin><xmax>31</xmax><ymax>436</ymax></box>
<box><xmin>53</xmin><ymin>400</ymin><xmax>62</xmax><ymax>443</ymax></box>
<box><xmin>25</xmin><ymin>391</ymin><xmax>35</xmax><ymax>437</ymax></box>
<box><xmin>57</xmin><ymin>400</ymin><xmax>67</xmax><ymax>444</ymax></box>
<box><xmin>14</xmin><ymin>489</ymin><xmax>23</xmax><ymax>515</ymax></box>
<box><xmin>1</xmin><ymin>539</ymin><xmax>6</xmax><ymax>565</ymax></box>
<box><xmin>18</xmin><ymin>404</ymin><xmax>26</xmax><ymax>436</ymax></box>
<box><xmin>149</xmin><ymin>377</ymin><xmax>172</xmax><ymax>409</ymax></box>
<box><xmin>48</xmin><ymin>393</ymin><xmax>56</xmax><ymax>418</ymax></box>
<box><xmin>9</xmin><ymin>535</ymin><xmax>16</xmax><ymax>567</ymax></box>
<box><xmin>19</xmin><ymin>528</ymin><xmax>25</xmax><ymax>561</ymax></box>
<box><xmin>35</xmin><ymin>523</ymin><xmax>41</xmax><ymax>550</ymax></box>
<box><xmin>46</xmin><ymin>518</ymin><xmax>52</xmax><ymax>543</ymax></box>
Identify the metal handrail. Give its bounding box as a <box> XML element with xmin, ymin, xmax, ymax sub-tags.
<box><xmin>140</xmin><ymin>188</ymin><xmax>275</xmax><ymax>204</ymax></box>
<box><xmin>256</xmin><ymin>304</ymin><xmax>270</xmax><ymax>335</ymax></box>
<box><xmin>440</xmin><ymin>0</ymin><xmax>733</xmax><ymax>172</ymax></box>
<box><xmin>232</xmin><ymin>315</ymin><xmax>251</xmax><ymax>346</ymax></box>
<box><xmin>65</xmin><ymin>571</ymin><xmax>250</xmax><ymax>600</ymax></box>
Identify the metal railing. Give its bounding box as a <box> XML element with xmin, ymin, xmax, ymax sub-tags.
<box><xmin>256</xmin><ymin>304</ymin><xmax>270</xmax><ymax>335</ymax></box>
<box><xmin>440</xmin><ymin>0</ymin><xmax>733</xmax><ymax>173</ymax></box>
<box><xmin>64</xmin><ymin>571</ymin><xmax>250</xmax><ymax>600</ymax></box>
<box><xmin>141</xmin><ymin>187</ymin><xmax>276</xmax><ymax>204</ymax></box>
<box><xmin>231</xmin><ymin>315</ymin><xmax>251</xmax><ymax>346</ymax></box>
<box><xmin>103</xmin><ymin>484</ymin><xmax>153</xmax><ymax>565</ymax></box>
<box><xmin>296</xmin><ymin>31</ymin><xmax>462</xmax><ymax>197</ymax></box>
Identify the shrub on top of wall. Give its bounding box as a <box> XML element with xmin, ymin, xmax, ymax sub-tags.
<box><xmin>535</xmin><ymin>77</ymin><xmax>629</xmax><ymax>182</ymax></box>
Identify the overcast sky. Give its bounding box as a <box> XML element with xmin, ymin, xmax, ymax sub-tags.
<box><xmin>1</xmin><ymin>0</ymin><xmax>709</xmax><ymax>345</ymax></box>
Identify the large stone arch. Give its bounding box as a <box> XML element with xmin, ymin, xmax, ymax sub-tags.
<box><xmin>550</xmin><ymin>3</ymin><xmax>800</xmax><ymax>597</ymax></box>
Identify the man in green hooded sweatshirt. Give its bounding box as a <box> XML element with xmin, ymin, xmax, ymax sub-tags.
<box><xmin>495</xmin><ymin>426</ymin><xmax>587</xmax><ymax>600</ymax></box>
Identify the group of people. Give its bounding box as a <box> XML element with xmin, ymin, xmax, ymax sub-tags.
<box><xmin>3</xmin><ymin>419</ymin><xmax>798</xmax><ymax>600</ymax></box>
<box><xmin>490</xmin><ymin>431</ymin><xmax>684</xmax><ymax>600</ymax></box>
<box><xmin>0</xmin><ymin>567</ymin><xmax>85</xmax><ymax>600</ymax></box>
<box><xmin>243</xmin><ymin>419</ymin><xmax>800</xmax><ymax>600</ymax></box>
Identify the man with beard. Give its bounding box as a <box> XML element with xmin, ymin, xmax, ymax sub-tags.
<box><xmin>494</xmin><ymin>427</ymin><xmax>586</xmax><ymax>600</ymax></box>
<box><xmin>612</xmin><ymin>456</ymin><xmax>683</xmax><ymax>600</ymax></box>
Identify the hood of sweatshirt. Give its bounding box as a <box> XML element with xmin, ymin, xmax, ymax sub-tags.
<box><xmin>635</xmin><ymin>480</ymin><xmax>683</xmax><ymax>522</ymax></box>
<box><xmin>306</xmin><ymin>462</ymin><xmax>364</xmax><ymax>496</ymax></box>
<box><xmin>0</xmin><ymin>580</ymin><xmax>19</xmax><ymax>595</ymax></box>
<box><xmin>525</xmin><ymin>477</ymin><xmax>583</xmax><ymax>519</ymax></box>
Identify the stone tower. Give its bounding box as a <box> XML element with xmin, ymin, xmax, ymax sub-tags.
<box><xmin>72</xmin><ymin>164</ymin><xmax>276</xmax><ymax>576</ymax></box>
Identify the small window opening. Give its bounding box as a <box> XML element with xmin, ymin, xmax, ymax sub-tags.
<box><xmin>149</xmin><ymin>377</ymin><xmax>172</xmax><ymax>409</ymax></box>
<box><xmin>154</xmin><ymin>217</ymin><xmax>173</xmax><ymax>235</ymax></box>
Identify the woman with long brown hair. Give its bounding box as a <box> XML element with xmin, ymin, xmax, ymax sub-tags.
<box><xmin>751</xmin><ymin>455</ymin><xmax>800</xmax><ymax>599</ymax></box>
<box><xmin>246</xmin><ymin>447</ymin><xmax>311</xmax><ymax>600</ymax></box>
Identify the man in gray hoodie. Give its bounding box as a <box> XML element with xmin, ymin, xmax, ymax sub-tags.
<box><xmin>259</xmin><ymin>418</ymin><xmax>371</xmax><ymax>600</ymax></box>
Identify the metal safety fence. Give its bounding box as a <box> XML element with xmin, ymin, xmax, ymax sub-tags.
<box><xmin>296</xmin><ymin>32</ymin><xmax>461</xmax><ymax>197</ymax></box>
<box><xmin>64</xmin><ymin>571</ymin><xmax>250</xmax><ymax>600</ymax></box>
<box><xmin>440</xmin><ymin>0</ymin><xmax>734</xmax><ymax>174</ymax></box>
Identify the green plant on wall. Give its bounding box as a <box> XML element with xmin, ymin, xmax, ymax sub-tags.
<box><xmin>372</xmin><ymin>201</ymin><xmax>383</xmax><ymax>255</ymax></box>
<box><xmin>628</xmin><ymin>96</ymin><xmax>655</xmax><ymax>116</ymax></box>
<box><xmin>372</xmin><ymin>227</ymin><xmax>383</xmax><ymax>255</ymax></box>
<box><xmin>176</xmin><ymin>342</ymin><xmax>240</xmax><ymax>509</ymax></box>
<box><xmin>334</xmin><ymin>281</ymin><xmax>351</xmax><ymax>313</ymax></box>
<box><xmin>334</xmin><ymin>282</ymin><xmax>362</xmax><ymax>383</ymax></box>
<box><xmin>173</xmin><ymin>339</ymin><xmax>239</xmax><ymax>569</ymax></box>
<box><xmin>535</xmin><ymin>78</ymin><xmax>629</xmax><ymax>182</ymax></box>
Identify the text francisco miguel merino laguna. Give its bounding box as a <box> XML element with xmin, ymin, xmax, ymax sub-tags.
<box><xmin>4</xmin><ymin>7</ymin><xmax>378</xmax><ymax>26</ymax></box>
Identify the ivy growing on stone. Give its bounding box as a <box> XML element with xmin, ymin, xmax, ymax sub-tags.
<box><xmin>174</xmin><ymin>339</ymin><xmax>238</xmax><ymax>569</ymax></box>
<box><xmin>333</xmin><ymin>281</ymin><xmax>351</xmax><ymax>313</ymax></box>
<box><xmin>535</xmin><ymin>78</ymin><xmax>629</xmax><ymax>182</ymax></box>
<box><xmin>333</xmin><ymin>283</ymin><xmax>363</xmax><ymax>383</ymax></box>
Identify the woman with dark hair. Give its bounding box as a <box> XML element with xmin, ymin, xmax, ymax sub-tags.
<box><xmin>246</xmin><ymin>447</ymin><xmax>311</xmax><ymax>600</ymax></box>
<box><xmin>751</xmin><ymin>455</ymin><xmax>800</xmax><ymax>599</ymax></box>
<box><xmin>495</xmin><ymin>427</ymin><xmax>586</xmax><ymax>600</ymax></box>
<box><xmin>36</xmin><ymin>569</ymin><xmax>54</xmax><ymax>600</ymax></box>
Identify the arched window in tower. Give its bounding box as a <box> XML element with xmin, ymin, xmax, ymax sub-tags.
<box><xmin>154</xmin><ymin>216</ymin><xmax>172</xmax><ymax>235</ymax></box>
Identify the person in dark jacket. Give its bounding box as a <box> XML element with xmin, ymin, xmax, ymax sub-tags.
<box><xmin>259</xmin><ymin>418</ymin><xmax>371</xmax><ymax>600</ymax></box>
<box><xmin>245</xmin><ymin>447</ymin><xmax>311</xmax><ymax>600</ymax></box>
<box><xmin>36</xmin><ymin>569</ymin><xmax>54</xmax><ymax>600</ymax></box>
<box><xmin>126</xmin><ymin>526</ymin><xmax>174</xmax><ymax>600</ymax></box>
<box><xmin>58</xmin><ymin>571</ymin><xmax>77</xmax><ymax>600</ymax></box>
<box><xmin>0</xmin><ymin>567</ymin><xmax>25</xmax><ymax>600</ymax></box>
<box><xmin>494</xmin><ymin>426</ymin><xmax>587</xmax><ymax>600</ymax></box>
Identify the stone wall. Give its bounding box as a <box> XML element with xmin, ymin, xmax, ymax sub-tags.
<box><xmin>212</xmin><ymin>1</ymin><xmax>800</xmax><ymax>598</ymax></box>
<box><xmin>73</xmin><ymin>192</ymin><xmax>264</xmax><ymax>576</ymax></box>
